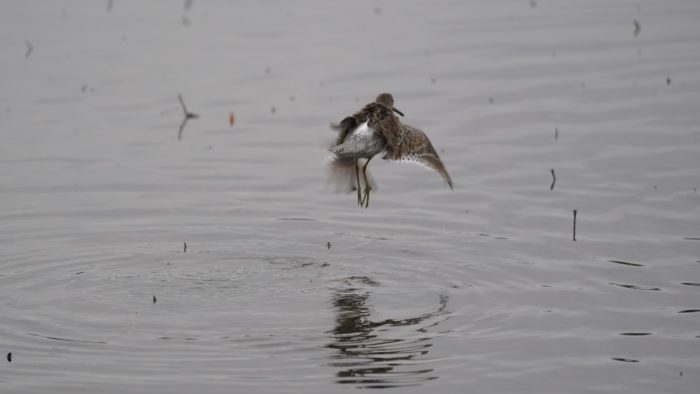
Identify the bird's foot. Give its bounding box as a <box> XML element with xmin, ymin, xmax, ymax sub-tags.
<box><xmin>360</xmin><ymin>186</ymin><xmax>372</xmax><ymax>208</ymax></box>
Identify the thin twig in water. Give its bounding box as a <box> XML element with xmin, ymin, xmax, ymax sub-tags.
<box><xmin>554</xmin><ymin>128</ymin><xmax>559</xmax><ymax>141</ymax></box>
<box><xmin>573</xmin><ymin>209</ymin><xmax>577</xmax><ymax>241</ymax></box>
<box><xmin>184</xmin><ymin>242</ymin><xmax>187</xmax><ymax>253</ymax></box>
<box><xmin>633</xmin><ymin>20</ymin><xmax>641</xmax><ymax>37</ymax></box>
<box><xmin>550</xmin><ymin>168</ymin><xmax>556</xmax><ymax>190</ymax></box>
<box><xmin>178</xmin><ymin>94</ymin><xmax>199</xmax><ymax>119</ymax></box>
<box><xmin>177</xmin><ymin>94</ymin><xmax>199</xmax><ymax>140</ymax></box>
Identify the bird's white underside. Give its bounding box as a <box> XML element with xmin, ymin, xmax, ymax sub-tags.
<box><xmin>325</xmin><ymin>121</ymin><xmax>376</xmax><ymax>164</ymax></box>
<box><xmin>353</xmin><ymin>121</ymin><xmax>372</xmax><ymax>136</ymax></box>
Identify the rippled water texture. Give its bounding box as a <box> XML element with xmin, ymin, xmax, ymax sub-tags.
<box><xmin>1</xmin><ymin>1</ymin><xmax>699</xmax><ymax>392</ymax></box>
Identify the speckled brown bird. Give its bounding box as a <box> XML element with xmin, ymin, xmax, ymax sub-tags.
<box><xmin>333</xmin><ymin>93</ymin><xmax>404</xmax><ymax>152</ymax></box>
<box><xmin>328</xmin><ymin>93</ymin><xmax>404</xmax><ymax>206</ymax></box>
<box><xmin>327</xmin><ymin>94</ymin><xmax>453</xmax><ymax>208</ymax></box>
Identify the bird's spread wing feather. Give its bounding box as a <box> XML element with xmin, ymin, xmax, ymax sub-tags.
<box><xmin>397</xmin><ymin>153</ymin><xmax>453</xmax><ymax>189</ymax></box>
<box><xmin>385</xmin><ymin>124</ymin><xmax>453</xmax><ymax>189</ymax></box>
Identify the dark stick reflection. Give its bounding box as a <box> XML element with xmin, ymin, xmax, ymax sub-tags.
<box><xmin>326</xmin><ymin>276</ymin><xmax>448</xmax><ymax>389</ymax></box>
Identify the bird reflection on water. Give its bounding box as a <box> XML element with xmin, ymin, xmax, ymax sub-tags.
<box><xmin>326</xmin><ymin>276</ymin><xmax>449</xmax><ymax>388</ymax></box>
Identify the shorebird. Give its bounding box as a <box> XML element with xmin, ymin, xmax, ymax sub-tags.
<box><xmin>334</xmin><ymin>93</ymin><xmax>404</xmax><ymax>153</ymax></box>
<box><xmin>327</xmin><ymin>94</ymin><xmax>453</xmax><ymax>208</ymax></box>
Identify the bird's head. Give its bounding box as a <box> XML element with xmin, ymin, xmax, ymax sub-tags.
<box><xmin>375</xmin><ymin>93</ymin><xmax>404</xmax><ymax>116</ymax></box>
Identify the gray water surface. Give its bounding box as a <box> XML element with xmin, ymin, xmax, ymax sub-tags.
<box><xmin>1</xmin><ymin>1</ymin><xmax>699</xmax><ymax>393</ymax></box>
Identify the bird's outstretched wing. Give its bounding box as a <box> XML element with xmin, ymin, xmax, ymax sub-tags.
<box><xmin>384</xmin><ymin>124</ymin><xmax>453</xmax><ymax>189</ymax></box>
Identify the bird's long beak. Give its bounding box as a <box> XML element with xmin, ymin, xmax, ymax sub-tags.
<box><xmin>393</xmin><ymin>107</ymin><xmax>405</xmax><ymax>117</ymax></box>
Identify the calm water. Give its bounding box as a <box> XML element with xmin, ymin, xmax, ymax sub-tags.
<box><xmin>1</xmin><ymin>1</ymin><xmax>699</xmax><ymax>392</ymax></box>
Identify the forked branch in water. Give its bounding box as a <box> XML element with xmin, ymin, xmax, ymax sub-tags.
<box><xmin>177</xmin><ymin>94</ymin><xmax>199</xmax><ymax>140</ymax></box>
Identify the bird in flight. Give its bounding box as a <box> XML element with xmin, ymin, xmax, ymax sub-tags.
<box><xmin>327</xmin><ymin>93</ymin><xmax>453</xmax><ymax>207</ymax></box>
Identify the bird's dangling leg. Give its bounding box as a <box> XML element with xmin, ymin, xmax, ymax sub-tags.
<box><xmin>360</xmin><ymin>157</ymin><xmax>373</xmax><ymax>208</ymax></box>
<box><xmin>354</xmin><ymin>159</ymin><xmax>362</xmax><ymax>206</ymax></box>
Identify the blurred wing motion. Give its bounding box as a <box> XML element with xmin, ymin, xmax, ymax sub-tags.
<box><xmin>326</xmin><ymin>119</ymin><xmax>378</xmax><ymax>193</ymax></box>
<box><xmin>385</xmin><ymin>124</ymin><xmax>453</xmax><ymax>189</ymax></box>
<box><xmin>325</xmin><ymin>155</ymin><xmax>359</xmax><ymax>193</ymax></box>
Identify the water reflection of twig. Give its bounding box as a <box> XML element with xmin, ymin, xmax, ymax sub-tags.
<box><xmin>178</xmin><ymin>117</ymin><xmax>189</xmax><ymax>141</ymax></box>
<box><xmin>326</xmin><ymin>276</ymin><xmax>448</xmax><ymax>389</ymax></box>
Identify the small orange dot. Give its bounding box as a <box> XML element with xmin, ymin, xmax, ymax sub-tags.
<box><xmin>229</xmin><ymin>112</ymin><xmax>235</xmax><ymax>126</ymax></box>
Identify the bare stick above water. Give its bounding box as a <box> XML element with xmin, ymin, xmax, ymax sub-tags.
<box><xmin>573</xmin><ymin>209</ymin><xmax>577</xmax><ymax>241</ymax></box>
<box><xmin>550</xmin><ymin>168</ymin><xmax>556</xmax><ymax>190</ymax></box>
<box><xmin>178</xmin><ymin>94</ymin><xmax>199</xmax><ymax>119</ymax></box>
<box><xmin>177</xmin><ymin>94</ymin><xmax>199</xmax><ymax>140</ymax></box>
